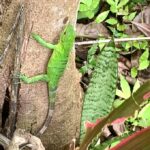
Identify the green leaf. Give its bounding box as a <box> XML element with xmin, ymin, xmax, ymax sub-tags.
<box><xmin>133</xmin><ymin>80</ymin><xmax>140</xmax><ymax>93</ymax></box>
<box><xmin>86</xmin><ymin>0</ymin><xmax>93</xmax><ymax>7</ymax></box>
<box><xmin>87</xmin><ymin>44</ymin><xmax>97</xmax><ymax>60</ymax></box>
<box><xmin>138</xmin><ymin>103</ymin><xmax>150</xmax><ymax>127</ymax></box>
<box><xmin>113</xmin><ymin>99</ymin><xmax>124</xmax><ymax>108</ymax></box>
<box><xmin>80</xmin><ymin>64</ymin><xmax>88</xmax><ymax>74</ymax></box>
<box><xmin>85</xmin><ymin>11</ymin><xmax>95</xmax><ymax>19</ymax></box>
<box><xmin>78</xmin><ymin>0</ymin><xmax>100</xmax><ymax>19</ymax></box>
<box><xmin>95</xmin><ymin>10</ymin><xmax>109</xmax><ymax>23</ymax></box>
<box><xmin>87</xmin><ymin>44</ymin><xmax>98</xmax><ymax>65</ymax></box>
<box><xmin>81</xmin><ymin>0</ymin><xmax>92</xmax><ymax>6</ymax></box>
<box><xmin>106</xmin><ymin>0</ymin><xmax>115</xmax><ymax>5</ymax></box>
<box><xmin>111</xmin><ymin>127</ymin><xmax>150</xmax><ymax>149</ymax></box>
<box><xmin>78</xmin><ymin>11</ymin><xmax>94</xmax><ymax>19</ymax></box>
<box><xmin>117</xmin><ymin>6</ymin><xmax>129</xmax><ymax>16</ymax></box>
<box><xmin>116</xmin><ymin>89</ymin><xmax>126</xmax><ymax>99</ymax></box>
<box><xmin>79</xmin><ymin>3</ymin><xmax>88</xmax><ymax>11</ymax></box>
<box><xmin>124</xmin><ymin>42</ymin><xmax>132</xmax><ymax>50</ymax></box>
<box><xmin>139</xmin><ymin>60</ymin><xmax>149</xmax><ymax>70</ymax></box>
<box><xmin>131</xmin><ymin>67</ymin><xmax>138</xmax><ymax>78</ymax></box>
<box><xmin>98</xmin><ymin>37</ymin><xmax>106</xmax><ymax>50</ymax></box>
<box><xmin>133</xmin><ymin>41</ymin><xmax>140</xmax><ymax>49</ymax></box>
<box><xmin>106</xmin><ymin>18</ymin><xmax>118</xmax><ymax>25</ymax></box>
<box><xmin>140</xmin><ymin>40</ymin><xmax>148</xmax><ymax>49</ymax></box>
<box><xmin>128</xmin><ymin>12</ymin><xmax>136</xmax><ymax>20</ymax></box>
<box><xmin>77</xmin><ymin>12</ymin><xmax>87</xmax><ymax>19</ymax></box>
<box><xmin>95</xmin><ymin>133</ymin><xmax>130</xmax><ymax>150</ymax></box>
<box><xmin>110</xmin><ymin>5</ymin><xmax>118</xmax><ymax>13</ymax></box>
<box><xmin>123</xmin><ymin>12</ymin><xmax>136</xmax><ymax>21</ymax></box>
<box><xmin>117</xmin><ymin>0</ymin><xmax>129</xmax><ymax>8</ymax></box>
<box><xmin>117</xmin><ymin>23</ymin><xmax>126</xmax><ymax>31</ymax></box>
<box><xmin>138</xmin><ymin>49</ymin><xmax>150</xmax><ymax>70</ymax></box>
<box><xmin>115</xmin><ymin>0</ymin><xmax>119</xmax><ymax>4</ymax></box>
<box><xmin>120</xmin><ymin>75</ymin><xmax>131</xmax><ymax>99</ymax></box>
<box><xmin>80</xmin><ymin>43</ymin><xmax>117</xmax><ymax>141</ymax></box>
<box><xmin>80</xmin><ymin>80</ymin><xmax>150</xmax><ymax>149</ymax></box>
<box><xmin>92</xmin><ymin>0</ymin><xmax>101</xmax><ymax>9</ymax></box>
<box><xmin>139</xmin><ymin>49</ymin><xmax>149</xmax><ymax>62</ymax></box>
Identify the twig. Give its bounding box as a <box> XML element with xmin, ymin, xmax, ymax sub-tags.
<box><xmin>0</xmin><ymin>133</ymin><xmax>10</xmax><ymax>149</ymax></box>
<box><xmin>7</xmin><ymin>129</ymin><xmax>45</xmax><ymax>150</ymax></box>
<box><xmin>0</xmin><ymin>3</ymin><xmax>24</xmax><ymax>65</ymax></box>
<box><xmin>75</xmin><ymin>36</ymin><xmax>150</xmax><ymax>45</ymax></box>
<box><xmin>5</xmin><ymin>2</ymin><xmax>25</xmax><ymax>138</ymax></box>
<box><xmin>20</xmin><ymin>21</ymin><xmax>33</xmax><ymax>64</ymax></box>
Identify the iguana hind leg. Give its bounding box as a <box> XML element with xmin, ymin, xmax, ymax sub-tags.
<box><xmin>20</xmin><ymin>74</ymin><xmax>49</xmax><ymax>84</ymax></box>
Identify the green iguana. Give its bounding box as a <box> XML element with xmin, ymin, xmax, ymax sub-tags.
<box><xmin>19</xmin><ymin>24</ymin><xmax>75</xmax><ymax>136</ymax></box>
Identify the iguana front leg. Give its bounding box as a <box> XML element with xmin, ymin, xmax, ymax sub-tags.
<box><xmin>32</xmin><ymin>33</ymin><xmax>56</xmax><ymax>50</ymax></box>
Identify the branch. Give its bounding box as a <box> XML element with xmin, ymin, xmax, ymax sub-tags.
<box><xmin>75</xmin><ymin>37</ymin><xmax>150</xmax><ymax>45</ymax></box>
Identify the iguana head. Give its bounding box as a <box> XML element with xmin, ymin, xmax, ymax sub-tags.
<box><xmin>60</xmin><ymin>24</ymin><xmax>75</xmax><ymax>51</ymax></box>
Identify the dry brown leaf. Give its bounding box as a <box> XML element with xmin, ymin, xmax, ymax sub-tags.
<box><xmin>132</xmin><ymin>21</ymin><xmax>150</xmax><ymax>36</ymax></box>
<box><xmin>133</xmin><ymin>6</ymin><xmax>150</xmax><ymax>24</ymax></box>
<box><xmin>131</xmin><ymin>6</ymin><xmax>150</xmax><ymax>36</ymax></box>
<box><xmin>76</xmin><ymin>22</ymin><xmax>109</xmax><ymax>39</ymax></box>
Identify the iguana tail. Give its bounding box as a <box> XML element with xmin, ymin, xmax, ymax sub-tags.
<box><xmin>36</xmin><ymin>87</ymin><xmax>56</xmax><ymax>136</ymax></box>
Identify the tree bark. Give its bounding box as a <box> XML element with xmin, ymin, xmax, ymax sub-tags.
<box><xmin>0</xmin><ymin>0</ymin><xmax>20</xmax><ymax>132</ymax></box>
<box><xmin>17</xmin><ymin>1</ymin><xmax>82</xmax><ymax>150</ymax></box>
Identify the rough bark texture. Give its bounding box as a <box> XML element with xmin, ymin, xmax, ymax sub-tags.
<box><xmin>0</xmin><ymin>0</ymin><xmax>20</xmax><ymax>131</ymax></box>
<box><xmin>17</xmin><ymin>1</ymin><xmax>82</xmax><ymax>150</ymax></box>
<box><xmin>0</xmin><ymin>0</ymin><xmax>82</xmax><ymax>150</ymax></box>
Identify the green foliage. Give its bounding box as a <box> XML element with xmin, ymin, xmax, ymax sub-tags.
<box><xmin>93</xmin><ymin>133</ymin><xmax>130</xmax><ymax>150</ymax></box>
<box><xmin>132</xmin><ymin>80</ymin><xmax>140</xmax><ymax>93</ymax></box>
<box><xmin>137</xmin><ymin>103</ymin><xmax>150</xmax><ymax>127</ymax></box>
<box><xmin>80</xmin><ymin>80</ymin><xmax>150</xmax><ymax>150</ymax></box>
<box><xmin>117</xmin><ymin>23</ymin><xmax>126</xmax><ymax>31</ymax></box>
<box><xmin>113</xmin><ymin>99</ymin><xmax>124</xmax><ymax>108</ymax></box>
<box><xmin>129</xmin><ymin>0</ymin><xmax>149</xmax><ymax>8</ymax></box>
<box><xmin>116</xmin><ymin>75</ymin><xmax>131</xmax><ymax>99</ymax></box>
<box><xmin>127</xmin><ymin>101</ymin><xmax>150</xmax><ymax>128</ymax></box>
<box><xmin>111</xmin><ymin>127</ymin><xmax>150</xmax><ymax>149</ymax></box>
<box><xmin>123</xmin><ymin>12</ymin><xmax>136</xmax><ymax>21</ymax></box>
<box><xmin>80</xmin><ymin>44</ymin><xmax>98</xmax><ymax>74</ymax></box>
<box><xmin>106</xmin><ymin>17</ymin><xmax>118</xmax><ymax>25</ymax></box>
<box><xmin>95</xmin><ymin>10</ymin><xmax>109</xmax><ymax>23</ymax></box>
<box><xmin>78</xmin><ymin>0</ymin><xmax>100</xmax><ymax>19</ymax></box>
<box><xmin>130</xmin><ymin>47</ymin><xmax>150</xmax><ymax>75</ymax></box>
<box><xmin>94</xmin><ymin>0</ymin><xmax>135</xmax><ymax>33</ymax></box>
<box><xmin>77</xmin><ymin>0</ymin><xmax>150</xmax><ymax>149</ymax></box>
<box><xmin>106</xmin><ymin>0</ymin><xmax>129</xmax><ymax>14</ymax></box>
<box><xmin>138</xmin><ymin>49</ymin><xmax>150</xmax><ymax>70</ymax></box>
<box><xmin>80</xmin><ymin>41</ymin><xmax>118</xmax><ymax>141</ymax></box>
<box><xmin>116</xmin><ymin>77</ymin><xmax>140</xmax><ymax>101</ymax></box>
<box><xmin>131</xmin><ymin>67</ymin><xmax>138</xmax><ymax>78</ymax></box>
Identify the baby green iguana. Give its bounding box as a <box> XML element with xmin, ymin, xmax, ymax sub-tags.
<box><xmin>19</xmin><ymin>24</ymin><xmax>75</xmax><ymax>136</ymax></box>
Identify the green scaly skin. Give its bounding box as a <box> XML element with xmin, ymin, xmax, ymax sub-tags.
<box><xmin>20</xmin><ymin>24</ymin><xmax>75</xmax><ymax>136</ymax></box>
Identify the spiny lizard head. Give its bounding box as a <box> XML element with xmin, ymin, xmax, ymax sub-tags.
<box><xmin>60</xmin><ymin>24</ymin><xmax>75</xmax><ymax>50</ymax></box>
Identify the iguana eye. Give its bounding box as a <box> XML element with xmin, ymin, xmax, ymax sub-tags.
<box><xmin>63</xmin><ymin>31</ymin><xmax>67</xmax><ymax>36</ymax></box>
<box><xmin>63</xmin><ymin>16</ymin><xmax>69</xmax><ymax>24</ymax></box>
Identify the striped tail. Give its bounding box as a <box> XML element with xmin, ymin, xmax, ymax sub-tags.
<box><xmin>36</xmin><ymin>87</ymin><xmax>56</xmax><ymax>136</ymax></box>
